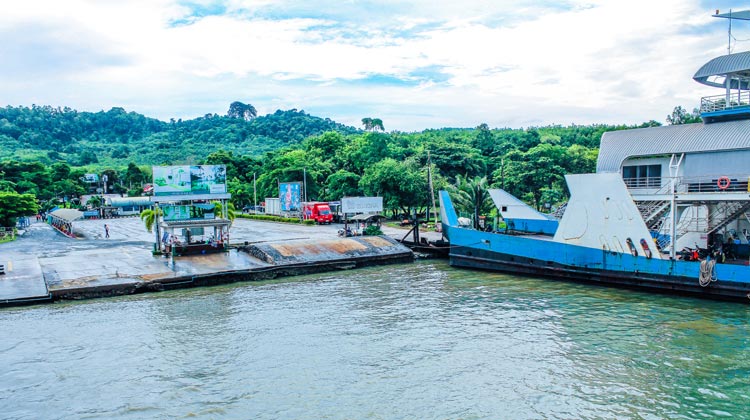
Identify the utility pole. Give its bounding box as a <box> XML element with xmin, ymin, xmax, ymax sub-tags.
<box><xmin>427</xmin><ymin>151</ymin><xmax>438</xmax><ymax>224</ymax></box>
<box><xmin>303</xmin><ymin>168</ymin><xmax>308</xmax><ymax>203</ymax></box>
<box><xmin>253</xmin><ymin>172</ymin><xmax>257</xmax><ymax>211</ymax></box>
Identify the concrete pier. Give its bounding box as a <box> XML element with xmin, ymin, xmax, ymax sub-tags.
<box><xmin>0</xmin><ymin>218</ymin><xmax>416</xmax><ymax>307</ymax></box>
<box><xmin>0</xmin><ymin>254</ymin><xmax>51</xmax><ymax>306</ymax></box>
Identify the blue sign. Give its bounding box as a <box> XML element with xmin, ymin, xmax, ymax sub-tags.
<box><xmin>279</xmin><ymin>182</ymin><xmax>301</xmax><ymax>211</ymax></box>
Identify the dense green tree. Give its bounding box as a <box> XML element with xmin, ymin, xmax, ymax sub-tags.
<box><xmin>87</xmin><ymin>196</ymin><xmax>103</xmax><ymax>208</ymax></box>
<box><xmin>78</xmin><ymin>150</ymin><xmax>99</xmax><ymax>165</ymax></box>
<box><xmin>0</xmin><ymin>192</ymin><xmax>38</xmax><ymax>226</ymax></box>
<box><xmin>666</xmin><ymin>106</ymin><xmax>701</xmax><ymax>125</ymax></box>
<box><xmin>0</xmin><ymin>179</ymin><xmax>16</xmax><ymax>192</ymax></box>
<box><xmin>227</xmin><ymin>178</ymin><xmax>253</xmax><ymax>207</ymax></box>
<box><xmin>227</xmin><ymin>101</ymin><xmax>258</xmax><ymax>121</ymax></box>
<box><xmin>0</xmin><ymin>103</ymin><xmax>666</xmax><ymax>215</ymax></box>
<box><xmin>50</xmin><ymin>179</ymin><xmax>86</xmax><ymax>201</ymax></box>
<box><xmin>361</xmin><ymin>117</ymin><xmax>384</xmax><ymax>132</ymax></box>
<box><xmin>204</xmin><ymin>150</ymin><xmax>261</xmax><ymax>184</ymax></box>
<box><xmin>50</xmin><ymin>162</ymin><xmax>72</xmax><ymax>182</ymax></box>
<box><xmin>565</xmin><ymin>144</ymin><xmax>598</xmax><ymax>174</ymax></box>
<box><xmin>343</xmin><ymin>132</ymin><xmax>392</xmax><ymax>174</ymax></box>
<box><xmin>124</xmin><ymin>162</ymin><xmax>145</xmax><ymax>188</ymax></box>
<box><xmin>360</xmin><ymin>158</ymin><xmax>427</xmax><ymax>216</ymax></box>
<box><xmin>493</xmin><ymin>143</ymin><xmax>569</xmax><ymax>210</ymax></box>
<box><xmin>472</xmin><ymin>123</ymin><xmax>495</xmax><ymax>155</ymax></box>
<box><xmin>0</xmin><ymin>105</ymin><xmax>356</xmax><ymax>166</ymax></box>
<box><xmin>303</xmin><ymin>131</ymin><xmax>347</xmax><ymax>166</ymax></box>
<box><xmin>100</xmin><ymin>169</ymin><xmax>120</xmax><ymax>194</ymax></box>
<box><xmin>422</xmin><ymin>142</ymin><xmax>486</xmax><ymax>183</ymax></box>
<box><xmin>112</xmin><ymin>145</ymin><xmax>130</xmax><ymax>158</ymax></box>
<box><xmin>255</xmin><ymin>148</ymin><xmax>331</xmax><ymax>201</ymax></box>
<box><xmin>324</xmin><ymin>170</ymin><xmax>362</xmax><ymax>201</ymax></box>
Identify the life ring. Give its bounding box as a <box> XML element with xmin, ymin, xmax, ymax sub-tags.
<box><xmin>717</xmin><ymin>176</ymin><xmax>731</xmax><ymax>190</ymax></box>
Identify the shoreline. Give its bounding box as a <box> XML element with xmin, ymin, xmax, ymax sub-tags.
<box><xmin>0</xmin><ymin>218</ymin><xmax>420</xmax><ymax>308</ymax></box>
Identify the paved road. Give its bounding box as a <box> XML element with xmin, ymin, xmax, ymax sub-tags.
<box><xmin>71</xmin><ymin>217</ymin><xmax>442</xmax><ymax>246</ymax></box>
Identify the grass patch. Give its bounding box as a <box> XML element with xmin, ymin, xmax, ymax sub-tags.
<box><xmin>0</xmin><ymin>231</ymin><xmax>17</xmax><ymax>243</ymax></box>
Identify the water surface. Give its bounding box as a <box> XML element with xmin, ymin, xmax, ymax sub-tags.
<box><xmin>2</xmin><ymin>261</ymin><xmax>749</xmax><ymax>419</ymax></box>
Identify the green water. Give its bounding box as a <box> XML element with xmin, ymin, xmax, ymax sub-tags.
<box><xmin>2</xmin><ymin>261</ymin><xmax>750</xmax><ymax>419</ymax></box>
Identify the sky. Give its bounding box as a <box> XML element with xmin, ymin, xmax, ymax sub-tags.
<box><xmin>2</xmin><ymin>0</ymin><xmax>749</xmax><ymax>131</ymax></box>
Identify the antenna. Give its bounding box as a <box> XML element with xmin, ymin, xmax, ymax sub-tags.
<box><xmin>714</xmin><ymin>9</ymin><xmax>750</xmax><ymax>54</ymax></box>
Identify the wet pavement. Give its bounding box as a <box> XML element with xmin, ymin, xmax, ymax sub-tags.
<box><xmin>0</xmin><ymin>217</ymin><xmax>431</xmax><ymax>305</ymax></box>
<box><xmin>0</xmin><ymin>253</ymin><xmax>49</xmax><ymax>304</ymax></box>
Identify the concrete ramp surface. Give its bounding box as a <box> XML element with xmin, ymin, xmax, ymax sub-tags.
<box><xmin>247</xmin><ymin>236</ymin><xmax>412</xmax><ymax>264</ymax></box>
<box><xmin>0</xmin><ymin>255</ymin><xmax>51</xmax><ymax>306</ymax></box>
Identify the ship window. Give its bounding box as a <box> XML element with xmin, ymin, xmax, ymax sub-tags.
<box><xmin>623</xmin><ymin>164</ymin><xmax>661</xmax><ymax>188</ymax></box>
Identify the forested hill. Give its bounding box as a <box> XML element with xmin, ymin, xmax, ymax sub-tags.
<box><xmin>0</xmin><ymin>104</ymin><xmax>358</xmax><ymax>165</ymax></box>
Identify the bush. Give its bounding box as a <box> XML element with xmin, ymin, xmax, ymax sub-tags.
<box><xmin>302</xmin><ymin>219</ymin><xmax>316</xmax><ymax>225</ymax></box>
<box><xmin>235</xmin><ymin>213</ymin><xmax>304</xmax><ymax>224</ymax></box>
<box><xmin>363</xmin><ymin>225</ymin><xmax>383</xmax><ymax>236</ymax></box>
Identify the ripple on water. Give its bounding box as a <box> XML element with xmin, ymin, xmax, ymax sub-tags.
<box><xmin>1</xmin><ymin>261</ymin><xmax>750</xmax><ymax>419</ymax></box>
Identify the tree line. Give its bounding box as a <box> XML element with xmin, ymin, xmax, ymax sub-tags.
<box><xmin>0</xmin><ymin>103</ymin><xmax>696</xmax><ymax>226</ymax></box>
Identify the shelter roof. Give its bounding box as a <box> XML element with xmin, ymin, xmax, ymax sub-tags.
<box><xmin>348</xmin><ymin>214</ymin><xmax>386</xmax><ymax>222</ymax></box>
<box><xmin>109</xmin><ymin>197</ymin><xmax>152</xmax><ymax>207</ymax></box>
<box><xmin>49</xmin><ymin>209</ymin><xmax>83</xmax><ymax>222</ymax></box>
<box><xmin>597</xmin><ymin>119</ymin><xmax>750</xmax><ymax>172</ymax></box>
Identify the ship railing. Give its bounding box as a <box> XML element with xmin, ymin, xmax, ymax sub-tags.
<box><xmin>623</xmin><ymin>176</ymin><xmax>664</xmax><ymax>190</ymax></box>
<box><xmin>626</xmin><ymin>174</ymin><xmax>750</xmax><ymax>194</ymax></box>
<box><xmin>678</xmin><ymin>174</ymin><xmax>750</xmax><ymax>193</ymax></box>
<box><xmin>700</xmin><ymin>92</ymin><xmax>750</xmax><ymax>113</ymax></box>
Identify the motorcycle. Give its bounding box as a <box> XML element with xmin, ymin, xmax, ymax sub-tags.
<box><xmin>678</xmin><ymin>243</ymin><xmax>716</xmax><ymax>262</ymax></box>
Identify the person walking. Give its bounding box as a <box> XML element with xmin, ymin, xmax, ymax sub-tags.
<box><xmin>104</xmin><ymin>224</ymin><xmax>110</xmax><ymax>238</ymax></box>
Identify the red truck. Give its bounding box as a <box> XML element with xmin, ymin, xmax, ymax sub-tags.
<box><xmin>303</xmin><ymin>202</ymin><xmax>333</xmax><ymax>224</ymax></box>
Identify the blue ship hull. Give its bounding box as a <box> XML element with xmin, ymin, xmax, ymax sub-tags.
<box><xmin>440</xmin><ymin>192</ymin><xmax>750</xmax><ymax>302</ymax></box>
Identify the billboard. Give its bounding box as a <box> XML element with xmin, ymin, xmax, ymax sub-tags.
<box><xmin>81</xmin><ymin>174</ymin><xmax>99</xmax><ymax>183</ymax></box>
<box><xmin>279</xmin><ymin>182</ymin><xmax>301</xmax><ymax>212</ymax></box>
<box><xmin>152</xmin><ymin>165</ymin><xmax>227</xmax><ymax>197</ymax></box>
<box><xmin>342</xmin><ymin>196</ymin><xmax>383</xmax><ymax>213</ymax></box>
<box><xmin>162</xmin><ymin>204</ymin><xmax>216</xmax><ymax>221</ymax></box>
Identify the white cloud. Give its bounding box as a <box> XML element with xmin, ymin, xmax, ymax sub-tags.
<box><xmin>0</xmin><ymin>0</ymin><xmax>736</xmax><ymax>130</ymax></box>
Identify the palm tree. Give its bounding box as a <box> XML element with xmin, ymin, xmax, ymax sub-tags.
<box><xmin>450</xmin><ymin>175</ymin><xmax>493</xmax><ymax>230</ymax></box>
<box><xmin>140</xmin><ymin>206</ymin><xmax>164</xmax><ymax>252</ymax></box>
<box><xmin>140</xmin><ymin>207</ymin><xmax>162</xmax><ymax>233</ymax></box>
<box><xmin>212</xmin><ymin>201</ymin><xmax>236</xmax><ymax>225</ymax></box>
<box><xmin>87</xmin><ymin>195</ymin><xmax>103</xmax><ymax>208</ymax></box>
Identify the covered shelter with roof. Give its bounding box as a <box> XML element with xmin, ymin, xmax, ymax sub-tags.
<box><xmin>108</xmin><ymin>196</ymin><xmax>153</xmax><ymax>217</ymax></box>
<box><xmin>48</xmin><ymin>208</ymin><xmax>83</xmax><ymax>238</ymax></box>
<box><xmin>148</xmin><ymin>165</ymin><xmax>232</xmax><ymax>256</ymax></box>
<box><xmin>343</xmin><ymin>213</ymin><xmax>386</xmax><ymax>236</ymax></box>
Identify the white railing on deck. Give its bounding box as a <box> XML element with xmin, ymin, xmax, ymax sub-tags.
<box><xmin>625</xmin><ymin>174</ymin><xmax>750</xmax><ymax>194</ymax></box>
<box><xmin>700</xmin><ymin>92</ymin><xmax>750</xmax><ymax>113</ymax></box>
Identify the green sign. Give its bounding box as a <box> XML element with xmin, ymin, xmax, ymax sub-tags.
<box><xmin>153</xmin><ymin>165</ymin><xmax>227</xmax><ymax>197</ymax></box>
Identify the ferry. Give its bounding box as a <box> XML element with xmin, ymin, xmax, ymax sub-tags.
<box><xmin>439</xmin><ymin>11</ymin><xmax>750</xmax><ymax>302</ymax></box>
